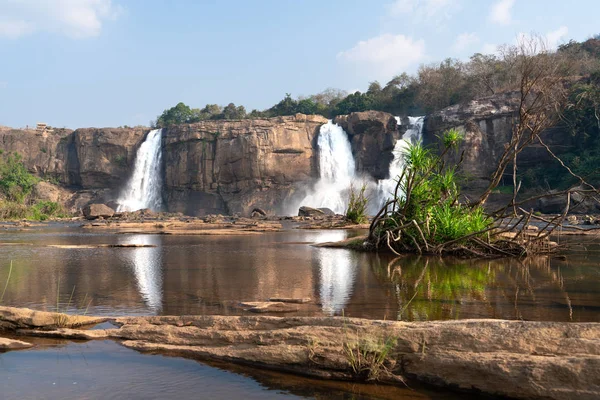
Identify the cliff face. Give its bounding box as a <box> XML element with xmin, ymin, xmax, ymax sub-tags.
<box><xmin>335</xmin><ymin>111</ymin><xmax>402</xmax><ymax>180</ymax></box>
<box><xmin>423</xmin><ymin>93</ymin><xmax>576</xmax><ymax>190</ymax></box>
<box><xmin>163</xmin><ymin>114</ymin><xmax>327</xmax><ymax>215</ymax></box>
<box><xmin>0</xmin><ymin>112</ymin><xmax>403</xmax><ymax>216</ymax></box>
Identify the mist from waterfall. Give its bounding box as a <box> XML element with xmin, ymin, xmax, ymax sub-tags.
<box><xmin>117</xmin><ymin>128</ymin><xmax>164</xmax><ymax>212</ymax></box>
<box><xmin>377</xmin><ymin>116</ymin><xmax>425</xmax><ymax>205</ymax></box>
<box><xmin>298</xmin><ymin>121</ymin><xmax>356</xmax><ymax>214</ymax></box>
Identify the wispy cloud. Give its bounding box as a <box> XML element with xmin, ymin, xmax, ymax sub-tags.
<box><xmin>517</xmin><ymin>26</ymin><xmax>569</xmax><ymax>51</ymax></box>
<box><xmin>337</xmin><ymin>34</ymin><xmax>426</xmax><ymax>81</ymax></box>
<box><xmin>452</xmin><ymin>32</ymin><xmax>480</xmax><ymax>52</ymax></box>
<box><xmin>489</xmin><ymin>0</ymin><xmax>515</xmax><ymax>25</ymax></box>
<box><xmin>387</xmin><ymin>0</ymin><xmax>458</xmax><ymax>25</ymax></box>
<box><xmin>0</xmin><ymin>0</ymin><xmax>123</xmax><ymax>39</ymax></box>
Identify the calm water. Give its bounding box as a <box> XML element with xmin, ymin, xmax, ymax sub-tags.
<box><xmin>1</xmin><ymin>224</ymin><xmax>598</xmax><ymax>399</ymax></box>
<box><xmin>1</xmin><ymin>338</ymin><xmax>473</xmax><ymax>400</ymax></box>
<box><xmin>0</xmin><ymin>224</ymin><xmax>598</xmax><ymax>322</ymax></box>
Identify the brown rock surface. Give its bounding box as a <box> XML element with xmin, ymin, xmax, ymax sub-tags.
<box><xmin>83</xmin><ymin>203</ymin><xmax>115</xmax><ymax>220</ymax></box>
<box><xmin>0</xmin><ymin>337</ymin><xmax>33</xmax><ymax>350</ymax></box>
<box><xmin>335</xmin><ymin>111</ymin><xmax>401</xmax><ymax>180</ymax></box>
<box><xmin>1</xmin><ymin>306</ymin><xmax>598</xmax><ymax>399</ymax></box>
<box><xmin>163</xmin><ymin>114</ymin><xmax>328</xmax><ymax>215</ymax></box>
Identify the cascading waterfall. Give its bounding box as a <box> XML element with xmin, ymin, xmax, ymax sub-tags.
<box><xmin>299</xmin><ymin>121</ymin><xmax>356</xmax><ymax>214</ymax></box>
<box><xmin>377</xmin><ymin>116</ymin><xmax>425</xmax><ymax>204</ymax></box>
<box><xmin>117</xmin><ymin>128</ymin><xmax>164</xmax><ymax>212</ymax></box>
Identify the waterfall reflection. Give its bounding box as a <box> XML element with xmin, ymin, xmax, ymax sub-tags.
<box><xmin>316</xmin><ymin>248</ymin><xmax>357</xmax><ymax>315</ymax></box>
<box><xmin>119</xmin><ymin>235</ymin><xmax>163</xmax><ymax>313</ymax></box>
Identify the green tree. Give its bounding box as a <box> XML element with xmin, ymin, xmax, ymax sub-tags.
<box><xmin>156</xmin><ymin>102</ymin><xmax>195</xmax><ymax>127</ymax></box>
<box><xmin>0</xmin><ymin>153</ymin><xmax>38</xmax><ymax>203</ymax></box>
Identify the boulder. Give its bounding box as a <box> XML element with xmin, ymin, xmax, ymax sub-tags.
<box><xmin>298</xmin><ymin>206</ymin><xmax>325</xmax><ymax>217</ymax></box>
<box><xmin>318</xmin><ymin>207</ymin><xmax>336</xmax><ymax>216</ymax></box>
<box><xmin>83</xmin><ymin>204</ymin><xmax>115</xmax><ymax>220</ymax></box>
<box><xmin>251</xmin><ymin>208</ymin><xmax>267</xmax><ymax>218</ymax></box>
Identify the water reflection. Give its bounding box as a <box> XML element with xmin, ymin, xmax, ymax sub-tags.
<box><xmin>0</xmin><ymin>227</ymin><xmax>598</xmax><ymax>322</ymax></box>
<box><xmin>316</xmin><ymin>249</ymin><xmax>357</xmax><ymax>315</ymax></box>
<box><xmin>118</xmin><ymin>234</ymin><xmax>163</xmax><ymax>313</ymax></box>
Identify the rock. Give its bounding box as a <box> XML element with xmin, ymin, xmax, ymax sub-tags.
<box><xmin>298</xmin><ymin>206</ymin><xmax>325</xmax><ymax>217</ymax></box>
<box><xmin>538</xmin><ymin>195</ymin><xmax>569</xmax><ymax>214</ymax></box>
<box><xmin>334</xmin><ymin>111</ymin><xmax>401</xmax><ymax>180</ymax></box>
<box><xmin>0</xmin><ymin>337</ymin><xmax>33</xmax><ymax>350</ymax></box>
<box><xmin>239</xmin><ymin>302</ymin><xmax>299</xmax><ymax>313</ymax></box>
<box><xmin>251</xmin><ymin>207</ymin><xmax>267</xmax><ymax>218</ymax></box>
<box><xmin>1</xmin><ymin>306</ymin><xmax>598</xmax><ymax>400</ymax></box>
<box><xmin>83</xmin><ymin>204</ymin><xmax>115</xmax><ymax>220</ymax></box>
<box><xmin>268</xmin><ymin>297</ymin><xmax>311</xmax><ymax>304</ymax></box>
<box><xmin>32</xmin><ymin>181</ymin><xmax>65</xmax><ymax>203</ymax></box>
<box><xmin>567</xmin><ymin>215</ymin><xmax>578</xmax><ymax>224</ymax></box>
<box><xmin>422</xmin><ymin>92</ymin><xmax>577</xmax><ymax>191</ymax></box>
<box><xmin>317</xmin><ymin>207</ymin><xmax>335</xmax><ymax>216</ymax></box>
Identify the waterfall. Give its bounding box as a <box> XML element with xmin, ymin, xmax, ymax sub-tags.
<box><xmin>299</xmin><ymin>121</ymin><xmax>356</xmax><ymax>214</ymax></box>
<box><xmin>377</xmin><ymin>116</ymin><xmax>425</xmax><ymax>204</ymax></box>
<box><xmin>117</xmin><ymin>128</ymin><xmax>164</xmax><ymax>212</ymax></box>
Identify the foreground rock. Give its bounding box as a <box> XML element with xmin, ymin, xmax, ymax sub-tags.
<box><xmin>0</xmin><ymin>337</ymin><xmax>33</xmax><ymax>350</ymax></box>
<box><xmin>0</xmin><ymin>306</ymin><xmax>598</xmax><ymax>400</ymax></box>
<box><xmin>83</xmin><ymin>203</ymin><xmax>115</xmax><ymax>220</ymax></box>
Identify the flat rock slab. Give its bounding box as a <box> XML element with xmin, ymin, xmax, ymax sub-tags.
<box><xmin>269</xmin><ymin>297</ymin><xmax>311</xmax><ymax>304</ymax></box>
<box><xmin>239</xmin><ymin>302</ymin><xmax>299</xmax><ymax>313</ymax></box>
<box><xmin>0</xmin><ymin>337</ymin><xmax>33</xmax><ymax>350</ymax></box>
<box><xmin>1</xmin><ymin>306</ymin><xmax>599</xmax><ymax>400</ymax></box>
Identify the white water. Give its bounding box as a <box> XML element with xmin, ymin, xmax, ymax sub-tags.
<box><xmin>298</xmin><ymin>121</ymin><xmax>356</xmax><ymax>214</ymax></box>
<box><xmin>377</xmin><ymin>116</ymin><xmax>425</xmax><ymax>204</ymax></box>
<box><xmin>117</xmin><ymin>129</ymin><xmax>164</xmax><ymax>212</ymax></box>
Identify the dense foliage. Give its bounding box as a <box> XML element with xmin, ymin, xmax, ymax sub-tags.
<box><xmin>0</xmin><ymin>153</ymin><xmax>67</xmax><ymax>220</ymax></box>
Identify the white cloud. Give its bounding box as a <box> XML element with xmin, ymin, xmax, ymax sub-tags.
<box><xmin>482</xmin><ymin>43</ymin><xmax>499</xmax><ymax>54</ymax></box>
<box><xmin>546</xmin><ymin>26</ymin><xmax>569</xmax><ymax>49</ymax></box>
<box><xmin>0</xmin><ymin>0</ymin><xmax>123</xmax><ymax>39</ymax></box>
<box><xmin>388</xmin><ymin>0</ymin><xmax>457</xmax><ymax>24</ymax></box>
<box><xmin>452</xmin><ymin>32</ymin><xmax>480</xmax><ymax>52</ymax></box>
<box><xmin>516</xmin><ymin>26</ymin><xmax>569</xmax><ymax>52</ymax></box>
<box><xmin>337</xmin><ymin>34</ymin><xmax>426</xmax><ymax>80</ymax></box>
<box><xmin>489</xmin><ymin>0</ymin><xmax>515</xmax><ymax>25</ymax></box>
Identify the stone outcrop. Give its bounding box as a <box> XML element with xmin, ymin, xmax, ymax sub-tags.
<box><xmin>83</xmin><ymin>203</ymin><xmax>115</xmax><ymax>220</ymax></box>
<box><xmin>423</xmin><ymin>92</ymin><xmax>576</xmax><ymax>190</ymax></box>
<box><xmin>163</xmin><ymin>114</ymin><xmax>327</xmax><ymax>215</ymax></box>
<box><xmin>335</xmin><ymin>111</ymin><xmax>403</xmax><ymax>180</ymax></box>
<box><xmin>0</xmin><ymin>112</ymin><xmax>401</xmax><ymax>216</ymax></box>
<box><xmin>1</xmin><ymin>306</ymin><xmax>598</xmax><ymax>400</ymax></box>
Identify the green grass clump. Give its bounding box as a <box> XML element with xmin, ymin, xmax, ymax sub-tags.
<box><xmin>373</xmin><ymin>129</ymin><xmax>492</xmax><ymax>253</ymax></box>
<box><xmin>345</xmin><ymin>183</ymin><xmax>369</xmax><ymax>224</ymax></box>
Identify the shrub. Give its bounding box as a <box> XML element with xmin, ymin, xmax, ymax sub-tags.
<box><xmin>0</xmin><ymin>153</ymin><xmax>38</xmax><ymax>202</ymax></box>
<box><xmin>345</xmin><ymin>183</ymin><xmax>369</xmax><ymax>224</ymax></box>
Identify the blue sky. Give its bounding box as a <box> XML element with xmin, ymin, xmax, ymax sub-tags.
<box><xmin>0</xmin><ymin>0</ymin><xmax>598</xmax><ymax>128</ymax></box>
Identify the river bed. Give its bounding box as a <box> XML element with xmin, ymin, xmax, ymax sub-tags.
<box><xmin>0</xmin><ymin>224</ymin><xmax>599</xmax><ymax>399</ymax></box>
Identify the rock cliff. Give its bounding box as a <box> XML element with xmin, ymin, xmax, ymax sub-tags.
<box><xmin>423</xmin><ymin>93</ymin><xmax>576</xmax><ymax>190</ymax></box>
<box><xmin>0</xmin><ymin>112</ymin><xmax>401</xmax><ymax>216</ymax></box>
<box><xmin>335</xmin><ymin>111</ymin><xmax>403</xmax><ymax>180</ymax></box>
<box><xmin>163</xmin><ymin>114</ymin><xmax>327</xmax><ymax>215</ymax></box>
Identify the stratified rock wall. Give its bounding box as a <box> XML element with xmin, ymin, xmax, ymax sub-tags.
<box><xmin>423</xmin><ymin>92</ymin><xmax>576</xmax><ymax>190</ymax></box>
<box><xmin>163</xmin><ymin>114</ymin><xmax>327</xmax><ymax>215</ymax></box>
<box><xmin>0</xmin><ymin>112</ymin><xmax>401</xmax><ymax>216</ymax></box>
<box><xmin>335</xmin><ymin>111</ymin><xmax>402</xmax><ymax>180</ymax></box>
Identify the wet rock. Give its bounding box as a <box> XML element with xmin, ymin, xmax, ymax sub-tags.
<box><xmin>298</xmin><ymin>206</ymin><xmax>325</xmax><ymax>217</ymax></box>
<box><xmin>251</xmin><ymin>208</ymin><xmax>267</xmax><ymax>218</ymax></box>
<box><xmin>0</xmin><ymin>337</ymin><xmax>33</xmax><ymax>350</ymax></box>
<box><xmin>239</xmin><ymin>302</ymin><xmax>299</xmax><ymax>313</ymax></box>
<box><xmin>1</xmin><ymin>306</ymin><xmax>599</xmax><ymax>399</ymax></box>
<box><xmin>268</xmin><ymin>297</ymin><xmax>311</xmax><ymax>304</ymax></box>
<box><xmin>318</xmin><ymin>208</ymin><xmax>336</xmax><ymax>216</ymax></box>
<box><xmin>83</xmin><ymin>204</ymin><xmax>115</xmax><ymax>220</ymax></box>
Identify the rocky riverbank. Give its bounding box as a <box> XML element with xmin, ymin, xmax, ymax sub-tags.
<box><xmin>0</xmin><ymin>306</ymin><xmax>598</xmax><ymax>400</ymax></box>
